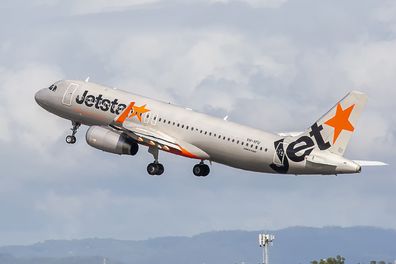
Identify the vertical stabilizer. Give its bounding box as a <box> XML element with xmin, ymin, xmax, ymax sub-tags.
<box><xmin>309</xmin><ymin>91</ymin><xmax>367</xmax><ymax>156</ymax></box>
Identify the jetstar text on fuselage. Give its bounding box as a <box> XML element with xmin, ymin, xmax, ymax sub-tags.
<box><xmin>270</xmin><ymin>123</ymin><xmax>331</xmax><ymax>173</ymax></box>
<box><xmin>76</xmin><ymin>90</ymin><xmax>127</xmax><ymax>115</ymax></box>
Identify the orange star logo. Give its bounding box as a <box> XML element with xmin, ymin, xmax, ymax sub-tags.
<box><xmin>116</xmin><ymin>102</ymin><xmax>150</xmax><ymax>123</ymax></box>
<box><xmin>324</xmin><ymin>103</ymin><xmax>355</xmax><ymax>144</ymax></box>
<box><xmin>129</xmin><ymin>104</ymin><xmax>150</xmax><ymax>122</ymax></box>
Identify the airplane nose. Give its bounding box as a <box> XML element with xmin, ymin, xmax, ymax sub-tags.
<box><xmin>35</xmin><ymin>89</ymin><xmax>47</xmax><ymax>107</ymax></box>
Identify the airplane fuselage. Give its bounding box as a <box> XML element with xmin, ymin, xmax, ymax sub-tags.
<box><xmin>35</xmin><ymin>80</ymin><xmax>362</xmax><ymax>176</ymax></box>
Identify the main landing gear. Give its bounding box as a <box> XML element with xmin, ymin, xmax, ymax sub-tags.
<box><xmin>66</xmin><ymin>121</ymin><xmax>81</xmax><ymax>144</ymax></box>
<box><xmin>193</xmin><ymin>161</ymin><xmax>210</xmax><ymax>177</ymax></box>
<box><xmin>147</xmin><ymin>146</ymin><xmax>164</xmax><ymax>176</ymax></box>
<box><xmin>147</xmin><ymin>162</ymin><xmax>165</xmax><ymax>176</ymax></box>
<box><xmin>146</xmin><ymin>147</ymin><xmax>211</xmax><ymax>177</ymax></box>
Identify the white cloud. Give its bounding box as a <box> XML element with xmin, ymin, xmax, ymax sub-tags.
<box><xmin>70</xmin><ymin>0</ymin><xmax>160</xmax><ymax>14</ymax></box>
<box><xmin>105</xmin><ymin>31</ymin><xmax>296</xmax><ymax>111</ymax></box>
<box><xmin>0</xmin><ymin>64</ymin><xmax>65</xmax><ymax>152</ymax></box>
<box><xmin>27</xmin><ymin>0</ymin><xmax>161</xmax><ymax>14</ymax></box>
<box><xmin>338</xmin><ymin>40</ymin><xmax>396</xmax><ymax>100</ymax></box>
<box><xmin>373</xmin><ymin>0</ymin><xmax>396</xmax><ymax>33</ymax></box>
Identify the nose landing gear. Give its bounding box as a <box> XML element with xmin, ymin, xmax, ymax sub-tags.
<box><xmin>66</xmin><ymin>121</ymin><xmax>81</xmax><ymax>144</ymax></box>
<box><xmin>193</xmin><ymin>161</ymin><xmax>210</xmax><ymax>177</ymax></box>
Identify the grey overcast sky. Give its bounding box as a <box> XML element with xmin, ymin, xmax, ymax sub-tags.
<box><xmin>0</xmin><ymin>0</ymin><xmax>395</xmax><ymax>246</ymax></box>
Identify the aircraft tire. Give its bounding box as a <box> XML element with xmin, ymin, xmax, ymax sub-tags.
<box><xmin>66</xmin><ymin>135</ymin><xmax>76</xmax><ymax>144</ymax></box>
<box><xmin>201</xmin><ymin>164</ymin><xmax>210</xmax><ymax>177</ymax></box>
<box><xmin>193</xmin><ymin>164</ymin><xmax>202</xmax><ymax>176</ymax></box>
<box><xmin>147</xmin><ymin>163</ymin><xmax>158</xmax><ymax>175</ymax></box>
<box><xmin>156</xmin><ymin>164</ymin><xmax>164</xmax><ymax>175</ymax></box>
<box><xmin>193</xmin><ymin>164</ymin><xmax>210</xmax><ymax>177</ymax></box>
<box><xmin>147</xmin><ymin>163</ymin><xmax>164</xmax><ymax>176</ymax></box>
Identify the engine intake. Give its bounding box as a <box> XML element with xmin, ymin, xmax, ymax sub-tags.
<box><xmin>86</xmin><ymin>126</ymin><xmax>139</xmax><ymax>156</ymax></box>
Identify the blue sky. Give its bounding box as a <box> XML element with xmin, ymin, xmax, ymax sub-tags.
<box><xmin>0</xmin><ymin>0</ymin><xmax>395</xmax><ymax>246</ymax></box>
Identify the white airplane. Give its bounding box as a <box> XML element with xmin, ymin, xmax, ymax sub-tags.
<box><xmin>35</xmin><ymin>80</ymin><xmax>386</xmax><ymax>176</ymax></box>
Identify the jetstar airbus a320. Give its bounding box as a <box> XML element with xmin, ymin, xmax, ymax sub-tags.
<box><xmin>35</xmin><ymin>80</ymin><xmax>386</xmax><ymax>176</ymax></box>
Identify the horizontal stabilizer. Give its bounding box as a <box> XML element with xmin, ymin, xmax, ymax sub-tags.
<box><xmin>353</xmin><ymin>160</ymin><xmax>388</xmax><ymax>166</ymax></box>
<box><xmin>277</xmin><ymin>131</ymin><xmax>303</xmax><ymax>137</ymax></box>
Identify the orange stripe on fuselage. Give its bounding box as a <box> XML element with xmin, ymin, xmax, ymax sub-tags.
<box><xmin>116</xmin><ymin>102</ymin><xmax>135</xmax><ymax>123</ymax></box>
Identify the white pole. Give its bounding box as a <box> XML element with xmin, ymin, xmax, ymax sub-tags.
<box><xmin>265</xmin><ymin>243</ymin><xmax>268</xmax><ymax>264</ymax></box>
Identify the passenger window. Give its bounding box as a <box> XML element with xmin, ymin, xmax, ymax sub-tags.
<box><xmin>151</xmin><ymin>113</ymin><xmax>158</xmax><ymax>125</ymax></box>
<box><xmin>143</xmin><ymin>113</ymin><xmax>150</xmax><ymax>124</ymax></box>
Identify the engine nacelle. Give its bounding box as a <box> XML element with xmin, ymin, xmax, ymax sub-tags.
<box><xmin>86</xmin><ymin>126</ymin><xmax>139</xmax><ymax>156</ymax></box>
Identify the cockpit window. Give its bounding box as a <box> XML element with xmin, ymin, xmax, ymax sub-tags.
<box><xmin>48</xmin><ymin>84</ymin><xmax>57</xmax><ymax>92</ymax></box>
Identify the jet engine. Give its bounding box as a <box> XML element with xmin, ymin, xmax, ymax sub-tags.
<box><xmin>86</xmin><ymin>126</ymin><xmax>139</xmax><ymax>155</ymax></box>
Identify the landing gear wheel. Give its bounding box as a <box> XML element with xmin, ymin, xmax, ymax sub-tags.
<box><xmin>147</xmin><ymin>163</ymin><xmax>164</xmax><ymax>176</ymax></box>
<box><xmin>202</xmin><ymin>164</ymin><xmax>210</xmax><ymax>176</ymax></box>
<box><xmin>193</xmin><ymin>164</ymin><xmax>210</xmax><ymax>177</ymax></box>
<box><xmin>66</xmin><ymin>121</ymin><xmax>80</xmax><ymax>145</ymax></box>
<box><xmin>147</xmin><ymin>163</ymin><xmax>157</xmax><ymax>175</ymax></box>
<box><xmin>156</xmin><ymin>164</ymin><xmax>164</xmax><ymax>175</ymax></box>
<box><xmin>193</xmin><ymin>164</ymin><xmax>203</xmax><ymax>176</ymax></box>
<box><xmin>66</xmin><ymin>135</ymin><xmax>76</xmax><ymax>144</ymax></box>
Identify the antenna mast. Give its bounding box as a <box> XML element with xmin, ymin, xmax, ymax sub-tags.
<box><xmin>259</xmin><ymin>233</ymin><xmax>275</xmax><ymax>264</ymax></box>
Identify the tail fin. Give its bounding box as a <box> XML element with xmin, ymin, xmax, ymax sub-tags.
<box><xmin>303</xmin><ymin>91</ymin><xmax>368</xmax><ymax>156</ymax></box>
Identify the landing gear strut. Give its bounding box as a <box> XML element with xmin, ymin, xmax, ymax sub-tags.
<box><xmin>193</xmin><ymin>161</ymin><xmax>210</xmax><ymax>177</ymax></box>
<box><xmin>66</xmin><ymin>121</ymin><xmax>81</xmax><ymax>144</ymax></box>
<box><xmin>147</xmin><ymin>146</ymin><xmax>164</xmax><ymax>176</ymax></box>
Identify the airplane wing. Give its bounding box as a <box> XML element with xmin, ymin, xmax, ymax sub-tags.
<box><xmin>113</xmin><ymin>120</ymin><xmax>209</xmax><ymax>160</ymax></box>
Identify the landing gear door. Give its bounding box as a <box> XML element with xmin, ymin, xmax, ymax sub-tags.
<box><xmin>62</xmin><ymin>83</ymin><xmax>79</xmax><ymax>106</ymax></box>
